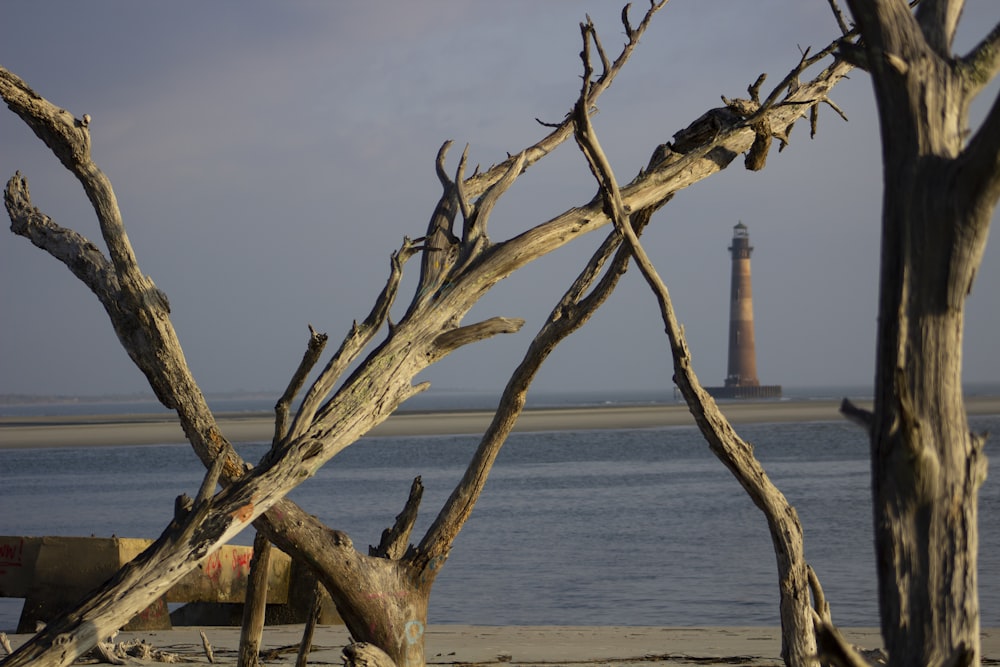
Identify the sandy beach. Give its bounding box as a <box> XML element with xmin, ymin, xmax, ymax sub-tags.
<box><xmin>2</xmin><ymin>624</ymin><xmax>998</xmax><ymax>665</ymax></box>
<box><xmin>3</xmin><ymin>396</ymin><xmax>1000</xmax><ymax>449</ymax></box>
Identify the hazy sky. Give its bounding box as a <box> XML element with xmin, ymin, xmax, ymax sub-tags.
<box><xmin>2</xmin><ymin>2</ymin><xmax>999</xmax><ymax>400</ymax></box>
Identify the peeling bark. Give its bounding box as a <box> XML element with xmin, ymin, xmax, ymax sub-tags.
<box><xmin>837</xmin><ymin>3</ymin><xmax>1000</xmax><ymax>666</ymax></box>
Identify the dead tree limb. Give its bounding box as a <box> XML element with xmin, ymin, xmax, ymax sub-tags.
<box><xmin>810</xmin><ymin>561</ymin><xmax>871</xmax><ymax>667</ymax></box>
<box><xmin>274</xmin><ymin>325</ymin><xmax>328</xmax><ymax>446</ymax></box>
<box><xmin>571</xmin><ymin>25</ymin><xmax>824</xmax><ymax>667</ymax></box>
<box><xmin>0</xmin><ymin>450</ymin><xmax>302</xmax><ymax>667</ymax></box>
<box><xmin>295</xmin><ymin>580</ymin><xmax>324</xmax><ymax>667</ymax></box>
<box><xmin>371</xmin><ymin>476</ymin><xmax>424</xmax><ymax>560</ymax></box>
<box><xmin>1</xmin><ymin>6</ymin><xmax>858</xmax><ymax>664</ymax></box>
<box><xmin>200</xmin><ymin>631</ymin><xmax>216</xmax><ymax>664</ymax></box>
<box><xmin>237</xmin><ymin>530</ymin><xmax>271</xmax><ymax>667</ymax></box>
<box><xmin>0</xmin><ymin>7</ymin><xmax>668</xmax><ymax>662</ymax></box>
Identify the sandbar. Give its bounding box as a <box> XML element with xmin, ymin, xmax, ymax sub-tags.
<box><xmin>2</xmin><ymin>397</ymin><xmax>999</xmax><ymax>449</ymax></box>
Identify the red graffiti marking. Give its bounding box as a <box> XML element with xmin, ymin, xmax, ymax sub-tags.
<box><xmin>0</xmin><ymin>539</ymin><xmax>24</xmax><ymax>568</ymax></box>
<box><xmin>231</xmin><ymin>550</ymin><xmax>253</xmax><ymax>575</ymax></box>
<box><xmin>204</xmin><ymin>551</ymin><xmax>223</xmax><ymax>582</ymax></box>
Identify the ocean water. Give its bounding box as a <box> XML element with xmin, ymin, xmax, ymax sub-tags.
<box><xmin>1</xmin><ymin>410</ymin><xmax>998</xmax><ymax>633</ymax></box>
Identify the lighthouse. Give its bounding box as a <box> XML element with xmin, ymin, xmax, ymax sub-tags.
<box><xmin>707</xmin><ymin>222</ymin><xmax>781</xmax><ymax>399</ymax></box>
<box><xmin>725</xmin><ymin>222</ymin><xmax>758</xmax><ymax>387</ymax></box>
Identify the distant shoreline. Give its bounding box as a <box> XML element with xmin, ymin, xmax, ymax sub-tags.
<box><xmin>2</xmin><ymin>396</ymin><xmax>999</xmax><ymax>450</ymax></box>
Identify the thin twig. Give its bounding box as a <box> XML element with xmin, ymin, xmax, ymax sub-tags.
<box><xmin>289</xmin><ymin>236</ymin><xmax>421</xmax><ymax>439</ymax></box>
<box><xmin>295</xmin><ymin>580</ymin><xmax>324</xmax><ymax>667</ymax></box>
<box><xmin>200</xmin><ymin>630</ymin><xmax>216</xmax><ymax>664</ymax></box>
<box><xmin>274</xmin><ymin>325</ymin><xmax>328</xmax><ymax>447</ymax></box>
<box><xmin>827</xmin><ymin>0</ymin><xmax>853</xmax><ymax>35</ymax></box>
<box><xmin>461</xmin><ymin>0</ymin><xmax>670</xmax><ymax>200</ymax></box>
<box><xmin>414</xmin><ymin>14</ymin><xmax>669</xmax><ymax>573</ymax></box>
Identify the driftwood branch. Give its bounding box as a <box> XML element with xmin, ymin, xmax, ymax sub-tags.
<box><xmin>195</xmin><ymin>447</ymin><xmax>227</xmax><ymax>508</ymax></box>
<box><xmin>958</xmin><ymin>88</ymin><xmax>1000</xmax><ymax>210</ymax></box>
<box><xmin>412</xmin><ymin>143</ymin><xmax>461</xmax><ymax>312</ymax></box>
<box><xmin>414</xmin><ymin>15</ymin><xmax>676</xmax><ymax>577</ymax></box>
<box><xmin>839</xmin><ymin>398</ymin><xmax>874</xmax><ymax>429</ymax></box>
<box><xmin>459</xmin><ymin>152</ymin><xmax>526</xmax><ymax>262</ymax></box>
<box><xmin>2</xmin><ymin>173</ymin><xmax>118</xmax><ymax>297</ymax></box>
<box><xmin>959</xmin><ymin>21</ymin><xmax>1000</xmax><ymax>92</ymax></box>
<box><xmin>572</xmin><ymin>35</ymin><xmax>823</xmax><ymax>667</ymax></box>
<box><xmin>237</xmin><ymin>530</ymin><xmax>272</xmax><ymax>667</ymax></box>
<box><xmin>343</xmin><ymin>642</ymin><xmax>398</xmax><ymax>667</ymax></box>
<box><xmin>915</xmin><ymin>0</ymin><xmax>964</xmax><ymax>57</ymax></box>
<box><xmin>813</xmin><ymin>615</ymin><xmax>873</xmax><ymax>667</ymax></box>
<box><xmin>371</xmin><ymin>476</ymin><xmax>424</xmax><ymax>560</ymax></box>
<box><xmin>461</xmin><ymin>0</ymin><xmax>670</xmax><ymax>201</ymax></box>
<box><xmin>274</xmin><ymin>325</ymin><xmax>328</xmax><ymax>446</ymax></box>
<box><xmin>1</xmin><ymin>7</ymin><xmax>860</xmax><ymax>662</ymax></box>
<box><xmin>200</xmin><ymin>630</ymin><xmax>216</xmax><ymax>664</ymax></box>
<box><xmin>827</xmin><ymin>0</ymin><xmax>854</xmax><ymax>35</ymax></box>
<box><xmin>90</xmin><ymin>642</ymin><xmax>125</xmax><ymax>666</ymax></box>
<box><xmin>295</xmin><ymin>580</ymin><xmax>324</xmax><ymax>667</ymax></box>
<box><xmin>289</xmin><ymin>236</ymin><xmax>422</xmax><ymax>441</ymax></box>
<box><xmin>1</xmin><ymin>423</ymin><xmax>334</xmax><ymax>667</ymax></box>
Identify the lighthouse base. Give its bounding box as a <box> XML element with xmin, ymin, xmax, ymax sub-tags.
<box><xmin>705</xmin><ymin>385</ymin><xmax>782</xmax><ymax>400</ymax></box>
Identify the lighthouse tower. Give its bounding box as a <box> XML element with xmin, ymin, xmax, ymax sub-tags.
<box><xmin>725</xmin><ymin>222</ymin><xmax>759</xmax><ymax>387</ymax></box>
<box><xmin>706</xmin><ymin>222</ymin><xmax>781</xmax><ymax>399</ymax></box>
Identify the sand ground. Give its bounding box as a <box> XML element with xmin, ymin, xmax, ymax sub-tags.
<box><xmin>4</xmin><ymin>625</ymin><xmax>1000</xmax><ymax>665</ymax></box>
<box><xmin>5</xmin><ymin>624</ymin><xmax>986</xmax><ymax>666</ymax></box>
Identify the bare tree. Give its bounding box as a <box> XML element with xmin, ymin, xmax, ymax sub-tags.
<box><xmin>2</xmin><ymin>5</ymin><xmax>859</xmax><ymax>666</ymax></box>
<box><xmin>812</xmin><ymin>3</ymin><xmax>1000</xmax><ymax>667</ymax></box>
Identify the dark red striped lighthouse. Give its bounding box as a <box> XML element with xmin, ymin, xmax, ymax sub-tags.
<box><xmin>707</xmin><ymin>222</ymin><xmax>781</xmax><ymax>399</ymax></box>
<box><xmin>725</xmin><ymin>221</ymin><xmax>759</xmax><ymax>388</ymax></box>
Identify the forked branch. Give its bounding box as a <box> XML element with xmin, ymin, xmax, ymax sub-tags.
<box><xmin>463</xmin><ymin>0</ymin><xmax>670</xmax><ymax>200</ymax></box>
<box><xmin>414</xmin><ymin>197</ymin><xmax>659</xmax><ymax>576</ymax></box>
<box><xmin>288</xmin><ymin>236</ymin><xmax>423</xmax><ymax>441</ymax></box>
<box><xmin>573</xmin><ymin>35</ymin><xmax>825</xmax><ymax>667</ymax></box>
<box><xmin>274</xmin><ymin>325</ymin><xmax>328</xmax><ymax>446</ymax></box>
<box><xmin>0</xmin><ymin>68</ymin><xmax>150</xmax><ymax>303</ymax></box>
<box><xmin>2</xmin><ymin>6</ymin><xmax>863</xmax><ymax>662</ymax></box>
<box><xmin>371</xmin><ymin>477</ymin><xmax>424</xmax><ymax>560</ymax></box>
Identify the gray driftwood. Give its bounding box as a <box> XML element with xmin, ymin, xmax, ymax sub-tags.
<box><xmin>1</xmin><ymin>4</ymin><xmax>858</xmax><ymax>665</ymax></box>
<box><xmin>817</xmin><ymin>3</ymin><xmax>1000</xmax><ymax>667</ymax></box>
<box><xmin>571</xmin><ymin>27</ymin><xmax>827</xmax><ymax>667</ymax></box>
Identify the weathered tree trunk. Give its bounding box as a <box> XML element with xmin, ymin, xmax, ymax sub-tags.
<box><xmin>831</xmin><ymin>3</ymin><xmax>1000</xmax><ymax>666</ymax></box>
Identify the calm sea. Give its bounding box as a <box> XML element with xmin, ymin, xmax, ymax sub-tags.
<box><xmin>1</xmin><ymin>389</ymin><xmax>998</xmax><ymax>632</ymax></box>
